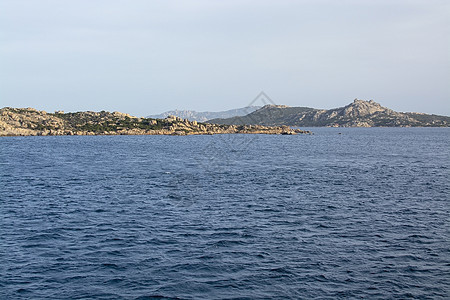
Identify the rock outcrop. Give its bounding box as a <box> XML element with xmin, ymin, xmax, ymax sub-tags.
<box><xmin>0</xmin><ymin>107</ymin><xmax>311</xmax><ymax>136</ymax></box>
<box><xmin>208</xmin><ymin>99</ymin><xmax>450</xmax><ymax>127</ymax></box>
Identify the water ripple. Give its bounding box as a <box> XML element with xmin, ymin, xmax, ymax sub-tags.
<box><xmin>1</xmin><ymin>128</ymin><xmax>449</xmax><ymax>299</ymax></box>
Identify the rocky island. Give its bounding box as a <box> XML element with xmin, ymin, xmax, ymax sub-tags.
<box><xmin>0</xmin><ymin>107</ymin><xmax>310</xmax><ymax>136</ymax></box>
<box><xmin>208</xmin><ymin>99</ymin><xmax>450</xmax><ymax>127</ymax></box>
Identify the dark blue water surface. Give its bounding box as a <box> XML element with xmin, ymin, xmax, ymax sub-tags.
<box><xmin>1</xmin><ymin>128</ymin><xmax>449</xmax><ymax>299</ymax></box>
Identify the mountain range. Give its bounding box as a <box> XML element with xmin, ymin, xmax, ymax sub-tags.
<box><xmin>207</xmin><ymin>99</ymin><xmax>450</xmax><ymax>127</ymax></box>
<box><xmin>147</xmin><ymin>106</ymin><xmax>260</xmax><ymax>122</ymax></box>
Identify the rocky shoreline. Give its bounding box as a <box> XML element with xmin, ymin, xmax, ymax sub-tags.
<box><xmin>0</xmin><ymin>107</ymin><xmax>311</xmax><ymax>136</ymax></box>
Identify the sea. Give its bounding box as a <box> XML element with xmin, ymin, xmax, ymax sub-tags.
<box><xmin>1</xmin><ymin>128</ymin><xmax>449</xmax><ymax>299</ymax></box>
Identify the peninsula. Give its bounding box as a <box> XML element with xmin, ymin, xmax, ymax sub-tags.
<box><xmin>0</xmin><ymin>107</ymin><xmax>309</xmax><ymax>136</ymax></box>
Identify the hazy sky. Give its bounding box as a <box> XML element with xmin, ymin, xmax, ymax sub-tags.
<box><xmin>1</xmin><ymin>0</ymin><xmax>449</xmax><ymax>116</ymax></box>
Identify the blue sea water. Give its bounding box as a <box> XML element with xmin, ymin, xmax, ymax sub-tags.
<box><xmin>1</xmin><ymin>128</ymin><xmax>449</xmax><ymax>299</ymax></box>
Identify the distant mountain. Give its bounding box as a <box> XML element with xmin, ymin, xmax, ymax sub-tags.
<box><xmin>147</xmin><ymin>106</ymin><xmax>260</xmax><ymax>122</ymax></box>
<box><xmin>207</xmin><ymin>99</ymin><xmax>450</xmax><ymax>127</ymax></box>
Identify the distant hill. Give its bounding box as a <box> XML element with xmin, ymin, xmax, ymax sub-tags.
<box><xmin>147</xmin><ymin>106</ymin><xmax>260</xmax><ymax>122</ymax></box>
<box><xmin>207</xmin><ymin>99</ymin><xmax>450</xmax><ymax>127</ymax></box>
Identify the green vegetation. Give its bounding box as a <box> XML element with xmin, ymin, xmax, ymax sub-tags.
<box><xmin>49</xmin><ymin>112</ymin><xmax>172</xmax><ymax>132</ymax></box>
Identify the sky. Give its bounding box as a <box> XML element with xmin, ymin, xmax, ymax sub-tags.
<box><xmin>1</xmin><ymin>0</ymin><xmax>449</xmax><ymax>117</ymax></box>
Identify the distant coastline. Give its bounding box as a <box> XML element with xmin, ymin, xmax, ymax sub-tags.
<box><xmin>3</xmin><ymin>99</ymin><xmax>448</xmax><ymax>137</ymax></box>
<box><xmin>147</xmin><ymin>106</ymin><xmax>261</xmax><ymax>122</ymax></box>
